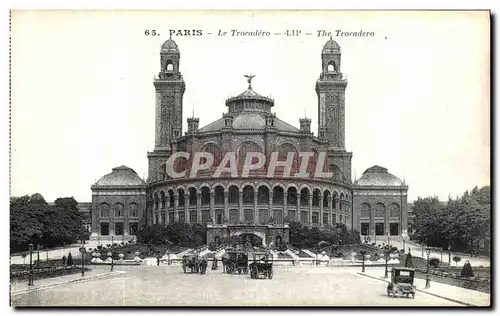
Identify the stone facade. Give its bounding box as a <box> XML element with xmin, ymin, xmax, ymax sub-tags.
<box><xmin>89</xmin><ymin>37</ymin><xmax>408</xmax><ymax>244</ymax></box>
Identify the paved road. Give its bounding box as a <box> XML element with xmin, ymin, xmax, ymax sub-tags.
<box><xmin>11</xmin><ymin>266</ymin><xmax>462</xmax><ymax>306</ymax></box>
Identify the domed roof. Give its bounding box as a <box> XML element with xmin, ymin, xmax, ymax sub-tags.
<box><xmin>161</xmin><ymin>37</ymin><xmax>178</xmax><ymax>52</ymax></box>
<box><xmin>355</xmin><ymin>165</ymin><xmax>403</xmax><ymax>186</ymax></box>
<box><xmin>95</xmin><ymin>166</ymin><xmax>145</xmax><ymax>187</ymax></box>
<box><xmin>323</xmin><ymin>37</ymin><xmax>340</xmax><ymax>52</ymax></box>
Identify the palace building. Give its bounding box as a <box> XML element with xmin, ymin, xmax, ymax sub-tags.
<box><xmin>89</xmin><ymin>37</ymin><xmax>409</xmax><ymax>246</ymax></box>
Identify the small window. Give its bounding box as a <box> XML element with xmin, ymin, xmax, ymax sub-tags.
<box><xmin>166</xmin><ymin>63</ymin><xmax>174</xmax><ymax>71</ymax></box>
<box><xmin>174</xmin><ymin>130</ymin><xmax>180</xmax><ymax>138</ymax></box>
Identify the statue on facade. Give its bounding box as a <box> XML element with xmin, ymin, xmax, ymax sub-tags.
<box><xmin>244</xmin><ymin>74</ymin><xmax>255</xmax><ymax>88</ymax></box>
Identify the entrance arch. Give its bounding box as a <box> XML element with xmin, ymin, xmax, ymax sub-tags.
<box><xmin>230</xmin><ymin>230</ymin><xmax>267</xmax><ymax>246</ymax></box>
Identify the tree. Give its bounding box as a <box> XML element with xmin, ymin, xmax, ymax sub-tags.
<box><xmin>10</xmin><ymin>195</ymin><xmax>48</xmax><ymax>252</ymax></box>
<box><xmin>453</xmin><ymin>255</ymin><xmax>462</xmax><ymax>266</ymax></box>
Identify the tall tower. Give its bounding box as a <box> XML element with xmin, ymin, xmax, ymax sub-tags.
<box><xmin>316</xmin><ymin>38</ymin><xmax>352</xmax><ymax>182</ymax></box>
<box><xmin>316</xmin><ymin>37</ymin><xmax>347</xmax><ymax>149</ymax></box>
<box><xmin>153</xmin><ymin>37</ymin><xmax>186</xmax><ymax>150</ymax></box>
<box><xmin>147</xmin><ymin>37</ymin><xmax>186</xmax><ymax>183</ymax></box>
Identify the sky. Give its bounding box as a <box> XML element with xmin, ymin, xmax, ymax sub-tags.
<box><xmin>10</xmin><ymin>10</ymin><xmax>490</xmax><ymax>203</ymax></box>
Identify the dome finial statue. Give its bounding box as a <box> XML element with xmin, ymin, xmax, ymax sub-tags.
<box><xmin>244</xmin><ymin>74</ymin><xmax>255</xmax><ymax>89</ymax></box>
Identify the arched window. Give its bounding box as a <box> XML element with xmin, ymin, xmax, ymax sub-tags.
<box><xmin>203</xmin><ymin>143</ymin><xmax>222</xmax><ymax>167</ymax></box>
<box><xmin>273</xmin><ymin>186</ymin><xmax>284</xmax><ymax>205</ymax></box>
<box><xmin>330</xmin><ymin>164</ymin><xmax>343</xmax><ymax>181</ymax></box>
<box><xmin>129</xmin><ymin>203</ymin><xmax>138</xmax><ymax>217</ymax></box>
<box><xmin>300</xmin><ymin>188</ymin><xmax>310</xmax><ymax>206</ymax></box>
<box><xmin>166</xmin><ymin>60</ymin><xmax>174</xmax><ymax>72</ymax></box>
<box><xmin>339</xmin><ymin>193</ymin><xmax>344</xmax><ymax>210</ymax></box>
<box><xmin>160</xmin><ymin>191</ymin><xmax>165</xmax><ymax>210</ymax></box>
<box><xmin>189</xmin><ymin>188</ymin><xmax>197</xmax><ymax>206</ymax></box>
<box><xmin>228</xmin><ymin>186</ymin><xmax>239</xmax><ymax>204</ymax></box>
<box><xmin>242</xmin><ymin>186</ymin><xmax>254</xmax><ymax>204</ymax></box>
<box><xmin>389</xmin><ymin>203</ymin><xmax>400</xmax><ymax>218</ymax></box>
<box><xmin>332</xmin><ymin>192</ymin><xmax>339</xmax><ymax>209</ymax></box>
<box><xmin>323</xmin><ymin>190</ymin><xmax>330</xmax><ymax>208</ymax></box>
<box><xmin>258</xmin><ymin>186</ymin><xmax>270</xmax><ymax>205</ymax></box>
<box><xmin>100</xmin><ymin>203</ymin><xmax>110</xmax><ymax>218</ymax></box>
<box><xmin>312</xmin><ymin>189</ymin><xmax>321</xmax><ymax>207</ymax></box>
<box><xmin>278</xmin><ymin>144</ymin><xmax>298</xmax><ymax>173</ymax></box>
<box><xmin>361</xmin><ymin>203</ymin><xmax>371</xmax><ymax>217</ymax></box>
<box><xmin>153</xmin><ymin>193</ymin><xmax>159</xmax><ymax>211</ymax></box>
<box><xmin>375</xmin><ymin>203</ymin><xmax>386</xmax><ymax>217</ymax></box>
<box><xmin>287</xmin><ymin>187</ymin><xmax>297</xmax><ymax>205</ymax></box>
<box><xmin>238</xmin><ymin>142</ymin><xmax>261</xmax><ymax>170</ymax></box>
<box><xmin>201</xmin><ymin>187</ymin><xmax>210</xmax><ymax>205</ymax></box>
<box><xmin>114</xmin><ymin>203</ymin><xmax>124</xmax><ymax>217</ymax></box>
<box><xmin>168</xmin><ymin>190</ymin><xmax>174</xmax><ymax>208</ymax></box>
<box><xmin>178</xmin><ymin>188</ymin><xmax>185</xmax><ymax>207</ymax></box>
<box><xmin>214</xmin><ymin>186</ymin><xmax>224</xmax><ymax>205</ymax></box>
<box><xmin>327</xmin><ymin>61</ymin><xmax>336</xmax><ymax>72</ymax></box>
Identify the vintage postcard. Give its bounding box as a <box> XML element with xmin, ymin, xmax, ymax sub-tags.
<box><xmin>9</xmin><ymin>10</ymin><xmax>490</xmax><ymax>307</ymax></box>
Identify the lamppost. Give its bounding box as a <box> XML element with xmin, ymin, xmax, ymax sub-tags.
<box><xmin>46</xmin><ymin>247</ymin><xmax>49</xmax><ymax>262</ymax></box>
<box><xmin>448</xmin><ymin>244</ymin><xmax>452</xmax><ymax>266</ymax></box>
<box><xmin>387</xmin><ymin>232</ymin><xmax>390</xmax><ymax>247</ymax></box>
<box><xmin>401</xmin><ymin>231</ymin><xmax>408</xmax><ymax>253</ymax></box>
<box><xmin>421</xmin><ymin>243</ymin><xmax>424</xmax><ymax>257</ymax></box>
<box><xmin>28</xmin><ymin>244</ymin><xmax>34</xmax><ymax>286</ymax></box>
<box><xmin>79</xmin><ymin>246</ymin><xmax>86</xmax><ymax>277</ymax></box>
<box><xmin>425</xmin><ymin>247</ymin><xmax>432</xmax><ymax>288</ymax></box>
<box><xmin>37</xmin><ymin>244</ymin><xmax>40</xmax><ymax>265</ymax></box>
<box><xmin>440</xmin><ymin>248</ymin><xmax>444</xmax><ymax>263</ymax></box>
<box><xmin>360</xmin><ymin>250</ymin><xmax>366</xmax><ymax>272</ymax></box>
<box><xmin>384</xmin><ymin>246</ymin><xmax>390</xmax><ymax>279</ymax></box>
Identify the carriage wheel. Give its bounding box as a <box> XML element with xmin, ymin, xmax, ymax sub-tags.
<box><xmin>238</xmin><ymin>268</ymin><xmax>242</xmax><ymax>274</ymax></box>
<box><xmin>267</xmin><ymin>269</ymin><xmax>273</xmax><ymax>279</ymax></box>
<box><xmin>243</xmin><ymin>267</ymin><xmax>248</xmax><ymax>274</ymax></box>
<box><xmin>228</xmin><ymin>263</ymin><xmax>235</xmax><ymax>274</ymax></box>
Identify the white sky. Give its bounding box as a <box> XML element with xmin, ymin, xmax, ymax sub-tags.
<box><xmin>10</xmin><ymin>10</ymin><xmax>490</xmax><ymax>203</ymax></box>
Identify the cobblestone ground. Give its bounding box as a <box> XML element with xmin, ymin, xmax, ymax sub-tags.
<box><xmin>11</xmin><ymin>266</ymin><xmax>462</xmax><ymax>306</ymax></box>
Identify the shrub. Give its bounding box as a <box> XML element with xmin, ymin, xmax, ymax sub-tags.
<box><xmin>391</xmin><ymin>246</ymin><xmax>398</xmax><ymax>252</ymax></box>
<box><xmin>429</xmin><ymin>257</ymin><xmax>440</xmax><ymax>268</ymax></box>
<box><xmin>404</xmin><ymin>252</ymin><xmax>413</xmax><ymax>268</ymax></box>
<box><xmin>461</xmin><ymin>261</ymin><xmax>474</xmax><ymax>277</ymax></box>
<box><xmin>61</xmin><ymin>255</ymin><xmax>67</xmax><ymax>265</ymax></box>
<box><xmin>208</xmin><ymin>242</ymin><xmax>217</xmax><ymax>251</ymax></box>
<box><xmin>453</xmin><ymin>255</ymin><xmax>462</xmax><ymax>266</ymax></box>
<box><xmin>66</xmin><ymin>253</ymin><xmax>74</xmax><ymax>266</ymax></box>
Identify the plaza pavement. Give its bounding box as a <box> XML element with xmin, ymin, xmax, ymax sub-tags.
<box><xmin>11</xmin><ymin>265</ymin><xmax>467</xmax><ymax>307</ymax></box>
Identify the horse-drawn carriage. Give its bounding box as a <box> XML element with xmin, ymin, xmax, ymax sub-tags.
<box><xmin>249</xmin><ymin>252</ymin><xmax>273</xmax><ymax>279</ymax></box>
<box><xmin>222</xmin><ymin>250</ymin><xmax>249</xmax><ymax>274</ymax></box>
<box><xmin>182</xmin><ymin>254</ymin><xmax>208</xmax><ymax>274</ymax></box>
